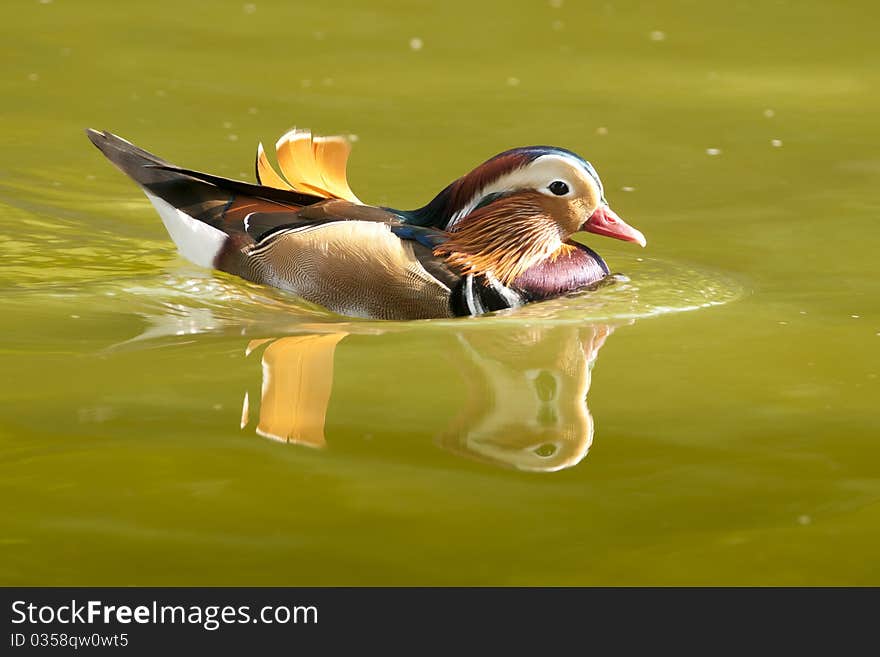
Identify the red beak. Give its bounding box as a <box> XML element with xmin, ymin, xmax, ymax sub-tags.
<box><xmin>581</xmin><ymin>205</ymin><xmax>646</xmax><ymax>247</ymax></box>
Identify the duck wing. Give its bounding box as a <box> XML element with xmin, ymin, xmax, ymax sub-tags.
<box><xmin>238</xmin><ymin>207</ymin><xmax>531</xmax><ymax>318</ymax></box>
<box><xmin>229</xmin><ymin>215</ymin><xmax>456</xmax><ymax>320</ymax></box>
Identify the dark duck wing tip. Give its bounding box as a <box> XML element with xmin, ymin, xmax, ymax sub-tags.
<box><xmin>85</xmin><ymin>128</ymin><xmax>175</xmax><ymax>184</ymax></box>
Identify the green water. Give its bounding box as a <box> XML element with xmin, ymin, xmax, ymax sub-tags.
<box><xmin>1</xmin><ymin>0</ymin><xmax>878</xmax><ymax>585</ymax></box>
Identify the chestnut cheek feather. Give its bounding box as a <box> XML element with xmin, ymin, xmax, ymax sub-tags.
<box><xmin>435</xmin><ymin>192</ymin><xmax>564</xmax><ymax>285</ymax></box>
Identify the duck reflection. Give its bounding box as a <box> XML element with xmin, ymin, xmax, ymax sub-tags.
<box><xmin>240</xmin><ymin>323</ymin><xmax>618</xmax><ymax>472</ymax></box>
<box><xmin>242</xmin><ymin>333</ymin><xmax>347</xmax><ymax>449</ymax></box>
<box><xmin>438</xmin><ymin>325</ymin><xmax>613</xmax><ymax>472</ymax></box>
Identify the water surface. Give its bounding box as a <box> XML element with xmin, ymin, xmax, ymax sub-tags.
<box><xmin>1</xmin><ymin>0</ymin><xmax>878</xmax><ymax>585</ymax></box>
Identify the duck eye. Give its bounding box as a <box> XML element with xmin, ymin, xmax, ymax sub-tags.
<box><xmin>548</xmin><ymin>180</ymin><xmax>569</xmax><ymax>196</ymax></box>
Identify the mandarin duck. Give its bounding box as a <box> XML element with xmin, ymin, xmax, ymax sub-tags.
<box><xmin>87</xmin><ymin>128</ymin><xmax>646</xmax><ymax>320</ymax></box>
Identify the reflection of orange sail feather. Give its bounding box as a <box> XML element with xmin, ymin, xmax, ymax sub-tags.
<box><xmin>256</xmin><ymin>128</ymin><xmax>362</xmax><ymax>204</ymax></box>
<box><xmin>241</xmin><ymin>323</ymin><xmax>620</xmax><ymax>472</ymax></box>
<box><xmin>244</xmin><ymin>333</ymin><xmax>347</xmax><ymax>447</ymax></box>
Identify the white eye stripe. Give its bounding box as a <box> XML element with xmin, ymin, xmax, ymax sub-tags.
<box><xmin>449</xmin><ymin>153</ymin><xmax>602</xmax><ymax>227</ymax></box>
<box><xmin>581</xmin><ymin>163</ymin><xmax>604</xmax><ymax>197</ymax></box>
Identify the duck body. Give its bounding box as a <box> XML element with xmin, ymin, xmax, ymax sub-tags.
<box><xmin>87</xmin><ymin>128</ymin><xmax>644</xmax><ymax>320</ymax></box>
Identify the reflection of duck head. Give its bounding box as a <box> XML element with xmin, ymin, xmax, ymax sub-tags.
<box><xmin>438</xmin><ymin>325</ymin><xmax>613</xmax><ymax>472</ymax></box>
<box><xmin>240</xmin><ymin>323</ymin><xmax>617</xmax><ymax>472</ymax></box>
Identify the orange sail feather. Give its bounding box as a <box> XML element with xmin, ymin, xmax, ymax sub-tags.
<box><xmin>256</xmin><ymin>128</ymin><xmax>362</xmax><ymax>204</ymax></box>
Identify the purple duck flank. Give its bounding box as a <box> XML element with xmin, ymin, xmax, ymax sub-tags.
<box><xmin>512</xmin><ymin>243</ymin><xmax>611</xmax><ymax>301</ymax></box>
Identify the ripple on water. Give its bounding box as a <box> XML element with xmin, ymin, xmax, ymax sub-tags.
<box><xmin>4</xmin><ymin>252</ymin><xmax>743</xmax><ymax>349</ymax></box>
<box><xmin>60</xmin><ymin>252</ymin><xmax>744</xmax><ymax>348</ymax></box>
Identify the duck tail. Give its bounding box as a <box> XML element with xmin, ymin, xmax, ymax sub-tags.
<box><xmin>85</xmin><ymin>129</ymin><xmax>176</xmax><ymax>185</ymax></box>
<box><xmin>85</xmin><ymin>129</ymin><xmax>324</xmax><ymax>269</ymax></box>
<box><xmin>86</xmin><ymin>129</ymin><xmax>236</xmax><ymax>267</ymax></box>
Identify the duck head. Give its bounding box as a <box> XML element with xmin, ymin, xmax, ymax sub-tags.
<box><xmin>409</xmin><ymin>146</ymin><xmax>646</xmax><ymax>285</ymax></box>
